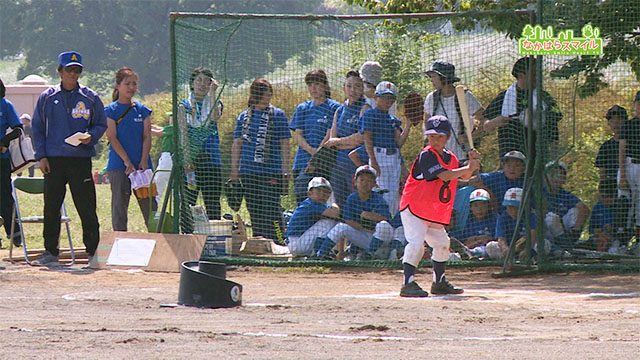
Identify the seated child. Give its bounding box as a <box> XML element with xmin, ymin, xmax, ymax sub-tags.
<box><xmin>469</xmin><ymin>150</ymin><xmax>526</xmax><ymax>212</ymax></box>
<box><xmin>314</xmin><ymin>165</ymin><xmax>393</xmax><ymax>259</ymax></box>
<box><xmin>285</xmin><ymin>177</ymin><xmax>340</xmax><ymax>257</ymax></box>
<box><xmin>586</xmin><ymin>178</ymin><xmax>619</xmax><ymax>253</ymax></box>
<box><xmin>451</xmin><ymin>189</ymin><xmax>497</xmax><ymax>258</ymax></box>
<box><xmin>485</xmin><ymin>187</ymin><xmax>537</xmax><ymax>260</ymax></box>
<box><xmin>543</xmin><ymin>161</ymin><xmax>590</xmax><ymax>252</ymax></box>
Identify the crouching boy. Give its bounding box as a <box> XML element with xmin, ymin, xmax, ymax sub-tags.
<box><xmin>285</xmin><ymin>177</ymin><xmax>340</xmax><ymax>257</ymax></box>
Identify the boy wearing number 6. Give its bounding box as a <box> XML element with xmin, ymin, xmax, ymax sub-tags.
<box><xmin>399</xmin><ymin>115</ymin><xmax>480</xmax><ymax>297</ymax></box>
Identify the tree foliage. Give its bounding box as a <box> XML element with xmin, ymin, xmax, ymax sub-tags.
<box><xmin>346</xmin><ymin>0</ymin><xmax>640</xmax><ymax>97</ymax></box>
<box><xmin>0</xmin><ymin>0</ymin><xmax>332</xmax><ymax>93</ymax></box>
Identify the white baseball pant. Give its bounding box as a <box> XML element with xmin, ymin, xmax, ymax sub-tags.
<box><xmin>401</xmin><ymin>209</ymin><xmax>451</xmax><ymax>265</ymax></box>
<box><xmin>287</xmin><ymin>219</ymin><xmax>338</xmax><ymax>256</ymax></box>
<box><xmin>327</xmin><ymin>220</ymin><xmax>393</xmax><ymax>249</ymax></box>
<box><xmin>619</xmin><ymin>158</ymin><xmax>640</xmax><ymax>227</ymax></box>
<box><xmin>371</xmin><ymin>147</ymin><xmax>401</xmax><ymax>216</ymax></box>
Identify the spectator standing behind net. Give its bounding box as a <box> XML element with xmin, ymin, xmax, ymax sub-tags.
<box><xmin>483</xmin><ymin>57</ymin><xmax>563</xmax><ymax>160</ymax></box>
<box><xmin>361</xmin><ymin>81</ymin><xmax>412</xmax><ymax>216</ymax></box>
<box><xmin>290</xmin><ymin>69</ymin><xmax>340</xmax><ymax>204</ymax></box>
<box><xmin>0</xmin><ymin>78</ymin><xmax>25</xmax><ymax>248</ymax></box>
<box><xmin>231</xmin><ymin>79</ymin><xmax>291</xmax><ymax>241</ymax></box>
<box><xmin>178</xmin><ymin>67</ymin><xmax>223</xmax><ymax>233</ymax></box>
<box><xmin>323</xmin><ymin>70</ymin><xmax>366</xmax><ymax>207</ymax></box>
<box><xmin>31</xmin><ymin>51</ymin><xmax>107</xmax><ymax>266</ymax></box>
<box><xmin>618</xmin><ymin>90</ymin><xmax>640</xmax><ymax>242</ymax></box>
<box><xmin>359</xmin><ymin>60</ymin><xmax>397</xmax><ymax>117</ymax></box>
<box><xmin>17</xmin><ymin>113</ymin><xmax>35</xmax><ymax>177</ymax></box>
<box><xmin>422</xmin><ymin>61</ymin><xmax>484</xmax><ymax>162</ymax></box>
<box><xmin>105</xmin><ymin>67</ymin><xmax>157</xmax><ymax>231</ymax></box>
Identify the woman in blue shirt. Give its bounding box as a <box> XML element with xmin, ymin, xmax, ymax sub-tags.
<box><xmin>0</xmin><ymin>78</ymin><xmax>24</xmax><ymax>247</ymax></box>
<box><xmin>323</xmin><ymin>70</ymin><xmax>366</xmax><ymax>207</ymax></box>
<box><xmin>178</xmin><ymin>67</ymin><xmax>224</xmax><ymax>233</ymax></box>
<box><xmin>105</xmin><ymin>67</ymin><xmax>155</xmax><ymax>231</ymax></box>
<box><xmin>290</xmin><ymin>69</ymin><xmax>340</xmax><ymax>203</ymax></box>
<box><xmin>231</xmin><ymin>79</ymin><xmax>291</xmax><ymax>241</ymax></box>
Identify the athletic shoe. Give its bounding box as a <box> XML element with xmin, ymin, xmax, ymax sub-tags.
<box><xmin>400</xmin><ymin>281</ymin><xmax>429</xmax><ymax>297</ymax></box>
<box><xmin>31</xmin><ymin>251</ymin><xmax>59</xmax><ymax>266</ymax></box>
<box><xmin>12</xmin><ymin>233</ymin><xmax>22</xmax><ymax>248</ymax></box>
<box><xmin>430</xmin><ymin>279</ymin><xmax>464</xmax><ymax>295</ymax></box>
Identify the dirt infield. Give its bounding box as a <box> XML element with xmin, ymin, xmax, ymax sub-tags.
<box><xmin>0</xmin><ymin>259</ymin><xmax>638</xmax><ymax>360</ymax></box>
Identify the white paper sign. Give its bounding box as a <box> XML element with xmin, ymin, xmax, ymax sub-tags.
<box><xmin>106</xmin><ymin>238</ymin><xmax>156</xmax><ymax>266</ymax></box>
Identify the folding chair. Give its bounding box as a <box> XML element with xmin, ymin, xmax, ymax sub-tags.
<box><xmin>8</xmin><ymin>177</ymin><xmax>75</xmax><ymax>265</ymax></box>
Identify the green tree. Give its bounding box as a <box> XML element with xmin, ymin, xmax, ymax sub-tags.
<box><xmin>346</xmin><ymin>0</ymin><xmax>640</xmax><ymax>97</ymax></box>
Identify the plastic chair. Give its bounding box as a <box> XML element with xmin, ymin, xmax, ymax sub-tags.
<box><xmin>8</xmin><ymin>177</ymin><xmax>75</xmax><ymax>265</ymax></box>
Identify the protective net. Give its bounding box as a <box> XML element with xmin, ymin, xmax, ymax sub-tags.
<box><xmin>168</xmin><ymin>10</ymin><xmax>640</xmax><ymax>269</ymax></box>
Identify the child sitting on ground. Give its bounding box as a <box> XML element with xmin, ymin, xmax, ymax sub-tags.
<box><xmin>585</xmin><ymin>178</ymin><xmax>619</xmax><ymax>253</ymax></box>
<box><xmin>314</xmin><ymin>165</ymin><xmax>393</xmax><ymax>260</ymax></box>
<box><xmin>450</xmin><ymin>189</ymin><xmax>497</xmax><ymax>258</ymax></box>
<box><xmin>285</xmin><ymin>177</ymin><xmax>340</xmax><ymax>257</ymax></box>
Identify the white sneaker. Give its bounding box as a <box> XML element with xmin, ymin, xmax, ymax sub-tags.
<box><xmin>388</xmin><ymin>249</ymin><xmax>398</xmax><ymax>261</ymax></box>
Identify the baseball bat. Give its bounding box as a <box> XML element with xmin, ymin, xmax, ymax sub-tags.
<box><xmin>455</xmin><ymin>84</ymin><xmax>474</xmax><ymax>149</ymax></box>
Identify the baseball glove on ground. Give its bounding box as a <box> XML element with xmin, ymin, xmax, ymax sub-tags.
<box><xmin>224</xmin><ymin>179</ymin><xmax>244</xmax><ymax>212</ymax></box>
<box><xmin>403</xmin><ymin>92</ymin><xmax>424</xmax><ymax>126</ymax></box>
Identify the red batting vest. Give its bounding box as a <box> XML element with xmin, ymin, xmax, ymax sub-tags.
<box><xmin>400</xmin><ymin>145</ymin><xmax>460</xmax><ymax>225</ymax></box>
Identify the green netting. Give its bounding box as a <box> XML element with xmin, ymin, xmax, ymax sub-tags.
<box><xmin>169</xmin><ymin>9</ymin><xmax>640</xmax><ymax>271</ymax></box>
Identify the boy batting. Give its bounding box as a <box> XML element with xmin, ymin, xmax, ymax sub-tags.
<box><xmin>399</xmin><ymin>115</ymin><xmax>480</xmax><ymax>297</ymax></box>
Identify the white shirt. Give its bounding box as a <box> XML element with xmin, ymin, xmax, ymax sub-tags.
<box><xmin>423</xmin><ymin>90</ymin><xmax>481</xmax><ymax>160</ymax></box>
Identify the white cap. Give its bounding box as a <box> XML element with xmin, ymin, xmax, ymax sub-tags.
<box><xmin>355</xmin><ymin>164</ymin><xmax>377</xmax><ymax>178</ymax></box>
<box><xmin>502</xmin><ymin>187</ymin><xmax>523</xmax><ymax>207</ymax></box>
<box><xmin>20</xmin><ymin>113</ymin><xmax>32</xmax><ymax>121</ymax></box>
<box><xmin>307</xmin><ymin>177</ymin><xmax>332</xmax><ymax>191</ymax></box>
<box><xmin>359</xmin><ymin>60</ymin><xmax>382</xmax><ymax>85</ymax></box>
<box><xmin>545</xmin><ymin>160</ymin><xmax>568</xmax><ymax>172</ymax></box>
<box><xmin>375</xmin><ymin>81</ymin><xmax>397</xmax><ymax>97</ymax></box>
<box><xmin>502</xmin><ymin>150</ymin><xmax>526</xmax><ymax>162</ymax></box>
<box><xmin>469</xmin><ymin>189</ymin><xmax>490</xmax><ymax>202</ymax></box>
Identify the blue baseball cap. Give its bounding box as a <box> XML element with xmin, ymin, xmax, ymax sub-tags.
<box><xmin>58</xmin><ymin>51</ymin><xmax>83</xmax><ymax>68</ymax></box>
<box><xmin>424</xmin><ymin>115</ymin><xmax>451</xmax><ymax>136</ymax></box>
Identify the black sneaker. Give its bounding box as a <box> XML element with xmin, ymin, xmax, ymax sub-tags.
<box><xmin>431</xmin><ymin>279</ymin><xmax>464</xmax><ymax>295</ymax></box>
<box><xmin>12</xmin><ymin>234</ymin><xmax>22</xmax><ymax>248</ymax></box>
<box><xmin>400</xmin><ymin>281</ymin><xmax>429</xmax><ymax>298</ymax></box>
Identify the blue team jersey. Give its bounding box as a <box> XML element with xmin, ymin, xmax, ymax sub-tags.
<box><xmin>233</xmin><ymin>106</ymin><xmax>291</xmax><ymax>175</ymax></box>
<box><xmin>479</xmin><ymin>171</ymin><xmax>524</xmax><ymax>208</ymax></box>
<box><xmin>285</xmin><ymin>198</ymin><xmax>330</xmax><ymax>237</ymax></box>
<box><xmin>105</xmin><ymin>101</ymin><xmax>153</xmax><ymax>171</ymax></box>
<box><xmin>495</xmin><ymin>211</ymin><xmax>536</xmax><ymax>244</ymax></box>
<box><xmin>451</xmin><ymin>212</ymin><xmax>497</xmax><ymax>241</ymax></box>
<box><xmin>360</xmin><ymin>107</ymin><xmax>401</xmax><ymax>149</ymax></box>
<box><xmin>343</xmin><ymin>191</ymin><xmax>390</xmax><ymax>223</ymax></box>
<box><xmin>543</xmin><ymin>188</ymin><xmax>580</xmax><ymax>217</ymax></box>
<box><xmin>290</xmin><ymin>99</ymin><xmax>340</xmax><ymax>171</ymax></box>
<box><xmin>0</xmin><ymin>98</ymin><xmax>22</xmax><ymax>159</ymax></box>
<box><xmin>180</xmin><ymin>99</ymin><xmax>222</xmax><ymax>166</ymax></box>
<box><xmin>335</xmin><ymin>98</ymin><xmax>365</xmax><ymax>165</ymax></box>
<box><xmin>588</xmin><ymin>201</ymin><xmax>613</xmax><ymax>235</ymax></box>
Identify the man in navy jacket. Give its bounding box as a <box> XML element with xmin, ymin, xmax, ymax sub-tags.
<box><xmin>31</xmin><ymin>51</ymin><xmax>107</xmax><ymax>266</ymax></box>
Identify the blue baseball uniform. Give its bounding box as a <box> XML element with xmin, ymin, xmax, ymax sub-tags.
<box><xmin>330</xmin><ymin>98</ymin><xmax>365</xmax><ymax>206</ymax></box>
<box><xmin>343</xmin><ymin>191</ymin><xmax>390</xmax><ymax>223</ymax></box>
<box><xmin>0</xmin><ymin>98</ymin><xmax>22</xmax><ymax>159</ymax></box>
<box><xmin>285</xmin><ymin>198</ymin><xmax>330</xmax><ymax>237</ymax></box>
<box><xmin>589</xmin><ymin>201</ymin><xmax>613</xmax><ymax>236</ymax></box>
<box><xmin>543</xmin><ymin>188</ymin><xmax>580</xmax><ymax>218</ymax></box>
<box><xmin>495</xmin><ymin>211</ymin><xmax>536</xmax><ymax>245</ymax></box>
<box><xmin>451</xmin><ymin>212</ymin><xmax>497</xmax><ymax>242</ymax></box>
<box><xmin>479</xmin><ymin>171</ymin><xmax>524</xmax><ymax>209</ymax></box>
<box><xmin>360</xmin><ymin>107</ymin><xmax>403</xmax><ymax>215</ymax></box>
<box><xmin>290</xmin><ymin>99</ymin><xmax>340</xmax><ymax>172</ymax></box>
<box><xmin>105</xmin><ymin>101</ymin><xmax>153</xmax><ymax>171</ymax></box>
